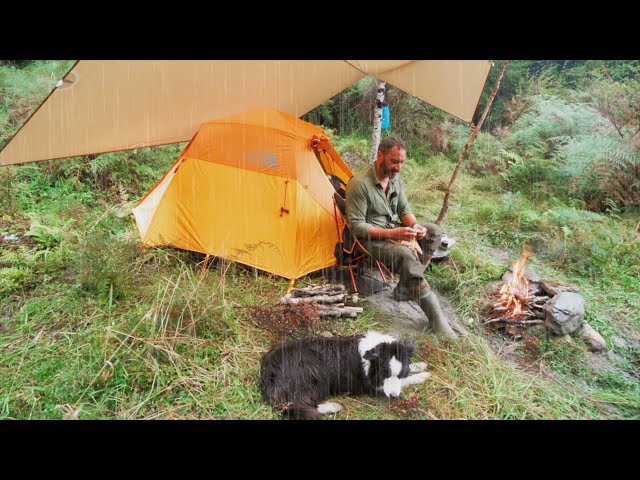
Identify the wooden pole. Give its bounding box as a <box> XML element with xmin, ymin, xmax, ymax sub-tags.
<box><xmin>435</xmin><ymin>60</ymin><xmax>509</xmax><ymax>225</ymax></box>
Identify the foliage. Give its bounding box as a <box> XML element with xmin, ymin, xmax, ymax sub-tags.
<box><xmin>0</xmin><ymin>60</ymin><xmax>75</xmax><ymax>146</ymax></box>
<box><xmin>1</xmin><ymin>60</ymin><xmax>639</xmax><ymax>420</ymax></box>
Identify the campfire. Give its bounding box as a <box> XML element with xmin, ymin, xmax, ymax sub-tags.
<box><xmin>483</xmin><ymin>251</ymin><xmax>550</xmax><ymax>338</ymax></box>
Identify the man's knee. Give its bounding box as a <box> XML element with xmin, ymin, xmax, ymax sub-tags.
<box><xmin>419</xmin><ymin>223</ymin><xmax>444</xmax><ymax>255</ymax></box>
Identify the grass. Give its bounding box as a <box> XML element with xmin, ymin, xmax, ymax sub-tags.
<box><xmin>1</xmin><ymin>62</ymin><xmax>639</xmax><ymax>420</ymax></box>
<box><xmin>2</xmin><ymin>145</ymin><xmax>638</xmax><ymax>419</ymax></box>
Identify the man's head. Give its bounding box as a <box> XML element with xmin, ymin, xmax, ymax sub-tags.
<box><xmin>376</xmin><ymin>136</ymin><xmax>406</xmax><ymax>179</ymax></box>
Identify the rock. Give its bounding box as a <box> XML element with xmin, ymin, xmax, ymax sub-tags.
<box><xmin>551</xmin><ymin>334</ymin><xmax>574</xmax><ymax>345</ymax></box>
<box><xmin>611</xmin><ymin>335</ymin><xmax>628</xmax><ymax>350</ymax></box>
<box><xmin>506</xmin><ymin>266</ymin><xmax>541</xmax><ymax>283</ymax></box>
<box><xmin>1</xmin><ymin>232</ymin><xmax>19</xmax><ymax>242</ymax></box>
<box><xmin>544</xmin><ymin>292</ymin><xmax>585</xmax><ymax>335</ymax></box>
<box><xmin>582</xmin><ymin>323</ymin><xmax>606</xmax><ymax>352</ymax></box>
<box><xmin>540</xmin><ymin>280</ymin><xmax>580</xmax><ymax>297</ymax></box>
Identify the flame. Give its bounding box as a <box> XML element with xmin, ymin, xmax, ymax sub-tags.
<box><xmin>499</xmin><ymin>251</ymin><xmax>529</xmax><ymax>316</ymax></box>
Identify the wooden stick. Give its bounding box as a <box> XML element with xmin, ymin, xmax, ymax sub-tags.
<box><xmin>280</xmin><ymin>294</ymin><xmax>345</xmax><ymax>305</ymax></box>
<box><xmin>484</xmin><ymin>317</ymin><xmax>543</xmax><ymax>325</ymax></box>
<box><xmin>435</xmin><ymin>60</ymin><xmax>509</xmax><ymax>225</ymax></box>
<box><xmin>289</xmin><ymin>284</ymin><xmax>345</xmax><ymax>297</ymax></box>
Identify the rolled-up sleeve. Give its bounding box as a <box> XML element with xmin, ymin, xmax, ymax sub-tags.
<box><xmin>345</xmin><ymin>178</ymin><xmax>373</xmax><ymax>239</ymax></box>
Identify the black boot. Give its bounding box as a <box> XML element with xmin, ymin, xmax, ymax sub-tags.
<box><xmin>418</xmin><ymin>290</ymin><xmax>458</xmax><ymax>339</ymax></box>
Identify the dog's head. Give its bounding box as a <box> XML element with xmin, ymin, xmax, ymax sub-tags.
<box><xmin>360</xmin><ymin>333</ymin><xmax>415</xmax><ymax>398</ymax></box>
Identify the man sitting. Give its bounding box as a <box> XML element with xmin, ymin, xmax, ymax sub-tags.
<box><xmin>345</xmin><ymin>136</ymin><xmax>458</xmax><ymax>339</ymax></box>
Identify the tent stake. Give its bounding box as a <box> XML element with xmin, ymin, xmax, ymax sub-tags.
<box><xmin>200</xmin><ymin>254</ymin><xmax>211</xmax><ymax>279</ymax></box>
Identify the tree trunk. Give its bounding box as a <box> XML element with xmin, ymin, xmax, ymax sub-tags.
<box><xmin>370</xmin><ymin>80</ymin><xmax>386</xmax><ymax>163</ymax></box>
<box><xmin>435</xmin><ymin>60</ymin><xmax>509</xmax><ymax>225</ymax></box>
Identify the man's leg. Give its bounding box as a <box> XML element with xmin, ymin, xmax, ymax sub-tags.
<box><xmin>365</xmin><ymin>239</ymin><xmax>458</xmax><ymax>339</ymax></box>
<box><xmin>365</xmin><ymin>240</ymin><xmax>425</xmax><ymax>300</ymax></box>
<box><xmin>418</xmin><ymin>281</ymin><xmax>458</xmax><ymax>339</ymax></box>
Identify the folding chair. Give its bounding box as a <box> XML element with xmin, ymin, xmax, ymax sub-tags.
<box><xmin>332</xmin><ymin>191</ymin><xmax>393</xmax><ymax>294</ymax></box>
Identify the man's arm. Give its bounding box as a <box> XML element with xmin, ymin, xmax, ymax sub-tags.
<box><xmin>367</xmin><ymin>225</ymin><xmax>421</xmax><ymax>241</ymax></box>
<box><xmin>346</xmin><ymin>179</ymin><xmax>420</xmax><ymax>242</ymax></box>
<box><xmin>345</xmin><ymin>178</ymin><xmax>374</xmax><ymax>239</ymax></box>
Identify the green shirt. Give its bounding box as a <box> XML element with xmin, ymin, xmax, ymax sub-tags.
<box><xmin>345</xmin><ymin>163</ymin><xmax>412</xmax><ymax>240</ymax></box>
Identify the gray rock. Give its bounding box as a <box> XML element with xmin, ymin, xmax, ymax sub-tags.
<box><xmin>611</xmin><ymin>335</ymin><xmax>628</xmax><ymax>350</ymax></box>
<box><xmin>551</xmin><ymin>333</ymin><xmax>574</xmax><ymax>344</ymax></box>
<box><xmin>505</xmin><ymin>266</ymin><xmax>541</xmax><ymax>283</ymax></box>
<box><xmin>544</xmin><ymin>292</ymin><xmax>586</xmax><ymax>335</ymax></box>
<box><xmin>582</xmin><ymin>323</ymin><xmax>606</xmax><ymax>352</ymax></box>
<box><xmin>540</xmin><ymin>280</ymin><xmax>580</xmax><ymax>297</ymax></box>
<box><xmin>1</xmin><ymin>232</ymin><xmax>19</xmax><ymax>242</ymax></box>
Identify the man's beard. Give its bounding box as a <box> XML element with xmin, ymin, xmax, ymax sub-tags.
<box><xmin>382</xmin><ymin>164</ymin><xmax>398</xmax><ymax>177</ymax></box>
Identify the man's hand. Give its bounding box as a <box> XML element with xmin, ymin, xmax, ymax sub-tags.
<box><xmin>411</xmin><ymin>223</ymin><xmax>427</xmax><ymax>240</ymax></box>
<box><xmin>390</xmin><ymin>226</ymin><xmax>419</xmax><ymax>241</ymax></box>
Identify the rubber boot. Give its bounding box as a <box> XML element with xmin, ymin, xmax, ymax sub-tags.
<box><xmin>419</xmin><ymin>290</ymin><xmax>458</xmax><ymax>339</ymax></box>
<box><xmin>393</xmin><ymin>282</ymin><xmax>418</xmax><ymax>301</ymax></box>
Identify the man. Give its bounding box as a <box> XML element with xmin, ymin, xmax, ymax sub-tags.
<box><xmin>345</xmin><ymin>136</ymin><xmax>458</xmax><ymax>339</ymax></box>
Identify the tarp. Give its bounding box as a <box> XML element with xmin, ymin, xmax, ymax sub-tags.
<box><xmin>0</xmin><ymin>60</ymin><xmax>493</xmax><ymax>166</ymax></box>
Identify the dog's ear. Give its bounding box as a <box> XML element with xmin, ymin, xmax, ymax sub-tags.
<box><xmin>363</xmin><ymin>348</ymin><xmax>380</xmax><ymax>361</ymax></box>
<box><xmin>402</xmin><ymin>339</ymin><xmax>415</xmax><ymax>357</ymax></box>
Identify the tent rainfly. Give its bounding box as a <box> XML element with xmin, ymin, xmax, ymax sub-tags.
<box><xmin>132</xmin><ymin>108</ymin><xmax>353</xmax><ymax>280</ymax></box>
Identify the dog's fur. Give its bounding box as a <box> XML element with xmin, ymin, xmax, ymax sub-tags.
<box><xmin>260</xmin><ymin>331</ymin><xmax>430</xmax><ymax>420</ymax></box>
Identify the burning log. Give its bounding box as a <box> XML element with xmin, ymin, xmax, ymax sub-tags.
<box><xmin>483</xmin><ymin>317</ymin><xmax>544</xmax><ymax>326</ymax></box>
<box><xmin>482</xmin><ymin>251</ymin><xmax>556</xmax><ymax>337</ymax></box>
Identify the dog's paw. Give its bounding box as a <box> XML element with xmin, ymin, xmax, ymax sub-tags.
<box><xmin>317</xmin><ymin>402</ymin><xmax>343</xmax><ymax>415</ymax></box>
<box><xmin>402</xmin><ymin>371</ymin><xmax>432</xmax><ymax>387</ymax></box>
<box><xmin>410</xmin><ymin>362</ymin><xmax>428</xmax><ymax>373</ymax></box>
<box><xmin>413</xmin><ymin>371</ymin><xmax>431</xmax><ymax>383</ymax></box>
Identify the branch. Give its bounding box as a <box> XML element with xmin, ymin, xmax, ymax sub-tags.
<box><xmin>435</xmin><ymin>60</ymin><xmax>509</xmax><ymax>225</ymax></box>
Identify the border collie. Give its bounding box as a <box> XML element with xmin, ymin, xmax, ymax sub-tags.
<box><xmin>260</xmin><ymin>331</ymin><xmax>430</xmax><ymax>420</ymax></box>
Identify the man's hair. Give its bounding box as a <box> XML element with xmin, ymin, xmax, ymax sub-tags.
<box><xmin>378</xmin><ymin>136</ymin><xmax>406</xmax><ymax>154</ymax></box>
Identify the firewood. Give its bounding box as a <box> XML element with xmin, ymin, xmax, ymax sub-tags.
<box><xmin>487</xmin><ymin>318</ymin><xmax>543</xmax><ymax>325</ymax></box>
<box><xmin>289</xmin><ymin>284</ymin><xmax>346</xmax><ymax>297</ymax></box>
<box><xmin>280</xmin><ymin>294</ymin><xmax>345</xmax><ymax>305</ymax></box>
<box><xmin>318</xmin><ymin>307</ymin><xmax>358</xmax><ymax>318</ymax></box>
<box><xmin>342</xmin><ymin>306</ymin><xmax>364</xmax><ymax>313</ymax></box>
<box><xmin>492</xmin><ymin>306</ymin><xmax>509</xmax><ymax>311</ymax></box>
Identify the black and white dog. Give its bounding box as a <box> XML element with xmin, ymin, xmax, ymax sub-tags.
<box><xmin>260</xmin><ymin>331</ymin><xmax>430</xmax><ymax>420</ymax></box>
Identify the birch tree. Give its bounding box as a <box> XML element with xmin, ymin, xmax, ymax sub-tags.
<box><xmin>370</xmin><ymin>80</ymin><xmax>386</xmax><ymax>162</ymax></box>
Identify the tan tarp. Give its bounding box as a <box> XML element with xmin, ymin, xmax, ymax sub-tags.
<box><xmin>0</xmin><ymin>60</ymin><xmax>492</xmax><ymax>166</ymax></box>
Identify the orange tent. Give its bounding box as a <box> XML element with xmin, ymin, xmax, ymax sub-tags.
<box><xmin>132</xmin><ymin>108</ymin><xmax>353</xmax><ymax>280</ymax></box>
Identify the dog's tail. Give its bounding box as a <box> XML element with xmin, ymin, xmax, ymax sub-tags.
<box><xmin>282</xmin><ymin>404</ymin><xmax>322</xmax><ymax>420</ymax></box>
